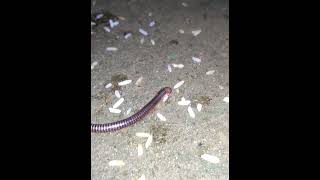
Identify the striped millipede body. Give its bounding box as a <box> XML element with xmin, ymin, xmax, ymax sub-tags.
<box><xmin>91</xmin><ymin>87</ymin><xmax>172</xmax><ymax>133</ymax></box>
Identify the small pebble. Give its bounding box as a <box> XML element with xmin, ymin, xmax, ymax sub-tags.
<box><xmin>135</xmin><ymin>77</ymin><xmax>144</xmax><ymax>86</ymax></box>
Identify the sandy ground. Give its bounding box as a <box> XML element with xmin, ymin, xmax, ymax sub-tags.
<box><xmin>91</xmin><ymin>0</ymin><xmax>229</xmax><ymax>179</ymax></box>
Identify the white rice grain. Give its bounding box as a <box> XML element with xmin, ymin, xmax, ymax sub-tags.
<box><xmin>124</xmin><ymin>33</ymin><xmax>132</xmax><ymax>39</ymax></box>
<box><xmin>105</xmin><ymin>83</ymin><xmax>112</xmax><ymax>89</ymax></box>
<box><xmin>103</xmin><ymin>26</ymin><xmax>111</xmax><ymax>32</ymax></box>
<box><xmin>151</xmin><ymin>39</ymin><xmax>155</xmax><ymax>45</ymax></box>
<box><xmin>145</xmin><ymin>135</ymin><xmax>153</xmax><ymax>149</ymax></box>
<box><xmin>109</xmin><ymin>108</ymin><xmax>121</xmax><ymax>114</ymax></box>
<box><xmin>139</xmin><ymin>28</ymin><xmax>148</xmax><ymax>36</ymax></box>
<box><xmin>173</xmin><ymin>80</ymin><xmax>185</xmax><ymax>89</ymax></box>
<box><xmin>197</xmin><ymin>103</ymin><xmax>203</xmax><ymax>112</ymax></box>
<box><xmin>178</xmin><ymin>97</ymin><xmax>191</xmax><ymax>106</ymax></box>
<box><xmin>223</xmin><ymin>96</ymin><xmax>229</xmax><ymax>103</ymax></box>
<box><xmin>156</xmin><ymin>113</ymin><xmax>167</xmax><ymax>121</ymax></box>
<box><xmin>138</xmin><ymin>174</ymin><xmax>146</xmax><ymax>180</ymax></box>
<box><xmin>118</xmin><ymin>80</ymin><xmax>132</xmax><ymax>86</ymax></box>
<box><xmin>192</xmin><ymin>29</ymin><xmax>202</xmax><ymax>36</ymax></box>
<box><xmin>113</xmin><ymin>98</ymin><xmax>124</xmax><ymax>109</ymax></box>
<box><xmin>206</xmin><ymin>70</ymin><xmax>215</xmax><ymax>75</ymax></box>
<box><xmin>115</xmin><ymin>90</ymin><xmax>121</xmax><ymax>98</ymax></box>
<box><xmin>138</xmin><ymin>144</ymin><xmax>143</xmax><ymax>156</ymax></box>
<box><xmin>182</xmin><ymin>2</ymin><xmax>188</xmax><ymax>7</ymax></box>
<box><xmin>106</xmin><ymin>47</ymin><xmax>118</xmax><ymax>51</ymax></box>
<box><xmin>140</xmin><ymin>37</ymin><xmax>145</xmax><ymax>44</ymax></box>
<box><xmin>91</xmin><ymin>21</ymin><xmax>96</xmax><ymax>26</ymax></box>
<box><xmin>135</xmin><ymin>132</ymin><xmax>151</xmax><ymax>138</ymax></box>
<box><xmin>112</xmin><ymin>21</ymin><xmax>119</xmax><ymax>27</ymax></box>
<box><xmin>149</xmin><ymin>21</ymin><xmax>155</xmax><ymax>27</ymax></box>
<box><xmin>95</xmin><ymin>14</ymin><xmax>103</xmax><ymax>20</ymax></box>
<box><xmin>108</xmin><ymin>160</ymin><xmax>125</xmax><ymax>167</ymax></box>
<box><xmin>192</xmin><ymin>56</ymin><xmax>201</xmax><ymax>63</ymax></box>
<box><xmin>172</xmin><ymin>64</ymin><xmax>184</xmax><ymax>69</ymax></box>
<box><xmin>201</xmin><ymin>154</ymin><xmax>220</xmax><ymax>164</ymax></box>
<box><xmin>167</xmin><ymin>64</ymin><xmax>172</xmax><ymax>72</ymax></box>
<box><xmin>109</xmin><ymin>19</ymin><xmax>114</xmax><ymax>28</ymax></box>
<box><xmin>179</xmin><ymin>29</ymin><xmax>185</xmax><ymax>34</ymax></box>
<box><xmin>187</xmin><ymin>106</ymin><xmax>195</xmax><ymax>118</ymax></box>
<box><xmin>91</xmin><ymin>61</ymin><xmax>98</xmax><ymax>70</ymax></box>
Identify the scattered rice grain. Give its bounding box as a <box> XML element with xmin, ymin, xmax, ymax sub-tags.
<box><xmin>105</xmin><ymin>83</ymin><xmax>112</xmax><ymax>89</ymax></box>
<box><xmin>139</xmin><ymin>28</ymin><xmax>148</xmax><ymax>36</ymax></box>
<box><xmin>109</xmin><ymin>108</ymin><xmax>121</xmax><ymax>114</ymax></box>
<box><xmin>135</xmin><ymin>132</ymin><xmax>151</xmax><ymax>138</ymax></box>
<box><xmin>187</xmin><ymin>106</ymin><xmax>195</xmax><ymax>118</ymax></box>
<box><xmin>106</xmin><ymin>47</ymin><xmax>118</xmax><ymax>51</ymax></box>
<box><xmin>118</xmin><ymin>80</ymin><xmax>132</xmax><ymax>86</ymax></box>
<box><xmin>145</xmin><ymin>135</ymin><xmax>153</xmax><ymax>149</ymax></box>
<box><xmin>112</xmin><ymin>98</ymin><xmax>124</xmax><ymax>109</ymax></box>
<box><xmin>206</xmin><ymin>70</ymin><xmax>215</xmax><ymax>75</ymax></box>
<box><xmin>173</xmin><ymin>80</ymin><xmax>185</xmax><ymax>89</ymax></box>
<box><xmin>108</xmin><ymin>160</ymin><xmax>125</xmax><ymax>167</ymax></box>
<box><xmin>115</xmin><ymin>90</ymin><xmax>121</xmax><ymax>98</ymax></box>
<box><xmin>197</xmin><ymin>103</ymin><xmax>203</xmax><ymax>112</ymax></box>
<box><xmin>201</xmin><ymin>154</ymin><xmax>220</xmax><ymax>164</ymax></box>
<box><xmin>156</xmin><ymin>113</ymin><xmax>167</xmax><ymax>121</ymax></box>
<box><xmin>138</xmin><ymin>144</ymin><xmax>143</xmax><ymax>156</ymax></box>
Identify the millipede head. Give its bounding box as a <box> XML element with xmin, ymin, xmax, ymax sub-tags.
<box><xmin>163</xmin><ymin>87</ymin><xmax>172</xmax><ymax>95</ymax></box>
